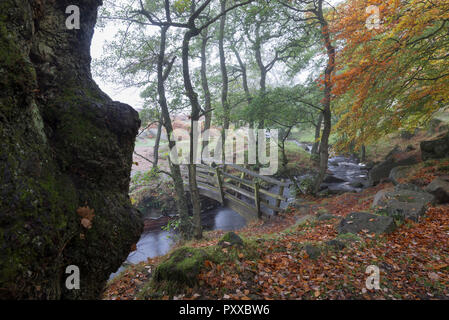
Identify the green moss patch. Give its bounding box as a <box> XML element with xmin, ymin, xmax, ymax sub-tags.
<box><xmin>155</xmin><ymin>247</ymin><xmax>208</xmax><ymax>285</ymax></box>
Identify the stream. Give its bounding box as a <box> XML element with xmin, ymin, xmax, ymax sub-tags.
<box><xmin>110</xmin><ymin>141</ymin><xmax>369</xmax><ymax>279</ymax></box>
<box><xmin>109</xmin><ymin>207</ymin><xmax>247</xmax><ymax>279</ymax></box>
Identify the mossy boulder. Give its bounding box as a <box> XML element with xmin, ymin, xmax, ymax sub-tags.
<box><xmin>0</xmin><ymin>0</ymin><xmax>142</xmax><ymax>299</ymax></box>
<box><xmin>153</xmin><ymin>247</ymin><xmax>209</xmax><ymax>287</ymax></box>
<box><xmin>425</xmin><ymin>177</ymin><xmax>449</xmax><ymax>204</ymax></box>
<box><xmin>218</xmin><ymin>232</ymin><xmax>244</xmax><ymax>247</ymax></box>
<box><xmin>373</xmin><ymin>189</ymin><xmax>435</xmax><ymax>221</ymax></box>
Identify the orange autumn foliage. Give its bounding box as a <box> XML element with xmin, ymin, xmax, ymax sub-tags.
<box><xmin>330</xmin><ymin>0</ymin><xmax>449</xmax><ymax>150</ymax></box>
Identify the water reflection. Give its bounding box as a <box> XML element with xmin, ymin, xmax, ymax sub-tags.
<box><xmin>127</xmin><ymin>230</ymin><xmax>175</xmax><ymax>264</ymax></box>
<box><xmin>110</xmin><ymin>206</ymin><xmax>247</xmax><ymax>279</ymax></box>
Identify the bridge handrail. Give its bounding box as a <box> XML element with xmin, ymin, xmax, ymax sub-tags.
<box><xmin>180</xmin><ymin>162</ymin><xmax>289</xmax><ymax>219</ymax></box>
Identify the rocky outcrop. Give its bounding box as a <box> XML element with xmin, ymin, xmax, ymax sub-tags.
<box><xmin>421</xmin><ymin>132</ymin><xmax>449</xmax><ymax>161</ymax></box>
<box><xmin>368</xmin><ymin>152</ymin><xmax>419</xmax><ymax>186</ymax></box>
<box><xmin>338</xmin><ymin>212</ymin><xmax>396</xmax><ymax>234</ymax></box>
<box><xmin>389</xmin><ymin>165</ymin><xmax>414</xmax><ymax>185</ymax></box>
<box><xmin>0</xmin><ymin>1</ymin><xmax>142</xmax><ymax>299</ymax></box>
<box><xmin>425</xmin><ymin>177</ymin><xmax>449</xmax><ymax>204</ymax></box>
<box><xmin>372</xmin><ymin>188</ymin><xmax>435</xmax><ymax>221</ymax></box>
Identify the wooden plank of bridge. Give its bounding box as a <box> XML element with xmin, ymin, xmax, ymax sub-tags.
<box><xmin>221</xmin><ymin>171</ymin><xmax>254</xmax><ymax>188</ymax></box>
<box><xmin>223</xmin><ymin>193</ymin><xmax>262</xmax><ymax>221</ymax></box>
<box><xmin>259</xmin><ymin>188</ymin><xmax>286</xmax><ymax>201</ymax></box>
<box><xmin>223</xmin><ymin>182</ymin><xmax>255</xmax><ymax>200</ymax></box>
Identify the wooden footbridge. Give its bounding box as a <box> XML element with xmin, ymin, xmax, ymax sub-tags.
<box><xmin>181</xmin><ymin>163</ymin><xmax>291</xmax><ymax>221</ymax></box>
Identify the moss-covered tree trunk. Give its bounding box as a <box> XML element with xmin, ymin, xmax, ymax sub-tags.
<box><xmin>200</xmin><ymin>29</ymin><xmax>212</xmax><ymax>155</ymax></box>
<box><xmin>313</xmin><ymin>0</ymin><xmax>335</xmax><ymax>195</ymax></box>
<box><xmin>0</xmin><ymin>0</ymin><xmax>143</xmax><ymax>299</ymax></box>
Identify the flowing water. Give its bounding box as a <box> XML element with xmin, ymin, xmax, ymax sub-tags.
<box><xmin>289</xmin><ymin>140</ymin><xmax>369</xmax><ymax>195</ymax></box>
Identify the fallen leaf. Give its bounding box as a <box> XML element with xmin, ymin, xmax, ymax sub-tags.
<box><xmin>81</xmin><ymin>218</ymin><xmax>92</xmax><ymax>229</ymax></box>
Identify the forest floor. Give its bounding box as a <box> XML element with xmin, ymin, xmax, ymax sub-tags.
<box><xmin>104</xmin><ymin>154</ymin><xmax>449</xmax><ymax>300</ymax></box>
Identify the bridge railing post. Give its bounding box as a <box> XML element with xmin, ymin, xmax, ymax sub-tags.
<box><xmin>215</xmin><ymin>167</ymin><xmax>225</xmax><ymax>205</ymax></box>
<box><xmin>237</xmin><ymin>172</ymin><xmax>245</xmax><ymax>191</ymax></box>
<box><xmin>254</xmin><ymin>181</ymin><xmax>261</xmax><ymax>219</ymax></box>
<box><xmin>275</xmin><ymin>179</ymin><xmax>285</xmax><ymax>215</ymax></box>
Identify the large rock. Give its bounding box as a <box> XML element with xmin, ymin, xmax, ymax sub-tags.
<box><xmin>323</xmin><ymin>175</ymin><xmax>346</xmax><ymax>184</ymax></box>
<box><xmin>425</xmin><ymin>177</ymin><xmax>449</xmax><ymax>204</ymax></box>
<box><xmin>421</xmin><ymin>132</ymin><xmax>449</xmax><ymax>161</ymax></box>
<box><xmin>0</xmin><ymin>1</ymin><xmax>142</xmax><ymax>299</ymax></box>
<box><xmin>153</xmin><ymin>247</ymin><xmax>208</xmax><ymax>287</ymax></box>
<box><xmin>373</xmin><ymin>188</ymin><xmax>435</xmax><ymax>221</ymax></box>
<box><xmin>394</xmin><ymin>183</ymin><xmax>423</xmax><ymax>192</ymax></box>
<box><xmin>218</xmin><ymin>232</ymin><xmax>244</xmax><ymax>247</ymax></box>
<box><xmin>368</xmin><ymin>154</ymin><xmax>418</xmax><ymax>186</ymax></box>
<box><xmin>372</xmin><ymin>190</ymin><xmax>389</xmax><ymax>208</ymax></box>
<box><xmin>338</xmin><ymin>212</ymin><xmax>396</xmax><ymax>234</ymax></box>
<box><xmin>389</xmin><ymin>166</ymin><xmax>414</xmax><ymax>185</ymax></box>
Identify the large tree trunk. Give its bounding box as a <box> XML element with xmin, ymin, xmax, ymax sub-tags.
<box><xmin>219</xmin><ymin>0</ymin><xmax>230</xmax><ymax>131</ymax></box>
<box><xmin>200</xmin><ymin>29</ymin><xmax>212</xmax><ymax>155</ymax></box>
<box><xmin>182</xmin><ymin>29</ymin><xmax>203</xmax><ymax>240</ymax></box>
<box><xmin>311</xmin><ymin>112</ymin><xmax>323</xmax><ymax>155</ymax></box>
<box><xmin>158</xmin><ymin>26</ymin><xmax>192</xmax><ymax>238</ymax></box>
<box><xmin>153</xmin><ymin>117</ymin><xmax>163</xmax><ymax>168</ymax></box>
<box><xmin>314</xmin><ymin>0</ymin><xmax>336</xmax><ymax>194</ymax></box>
<box><xmin>254</xmin><ymin>22</ymin><xmax>267</xmax><ymax>163</ymax></box>
<box><xmin>219</xmin><ymin>0</ymin><xmax>230</xmax><ymax>166</ymax></box>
